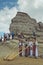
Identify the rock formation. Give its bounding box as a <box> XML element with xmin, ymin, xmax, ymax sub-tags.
<box><xmin>10</xmin><ymin>12</ymin><xmax>38</xmax><ymax>33</ymax></box>
<box><xmin>38</xmin><ymin>22</ymin><xmax>43</xmax><ymax>31</ymax></box>
<box><xmin>9</xmin><ymin>12</ymin><xmax>43</xmax><ymax>43</ymax></box>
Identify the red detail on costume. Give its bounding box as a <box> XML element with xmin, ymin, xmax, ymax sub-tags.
<box><xmin>25</xmin><ymin>45</ymin><xmax>28</xmax><ymax>57</ymax></box>
<box><xmin>19</xmin><ymin>45</ymin><xmax>22</xmax><ymax>56</ymax></box>
<box><xmin>33</xmin><ymin>44</ymin><xmax>36</xmax><ymax>56</ymax></box>
<box><xmin>28</xmin><ymin>46</ymin><xmax>30</xmax><ymax>55</ymax></box>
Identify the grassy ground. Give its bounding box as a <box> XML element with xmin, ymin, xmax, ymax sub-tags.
<box><xmin>0</xmin><ymin>57</ymin><xmax>43</xmax><ymax>65</ymax></box>
<box><xmin>0</xmin><ymin>40</ymin><xmax>43</xmax><ymax>65</ymax></box>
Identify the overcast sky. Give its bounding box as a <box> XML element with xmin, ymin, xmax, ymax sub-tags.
<box><xmin>0</xmin><ymin>0</ymin><xmax>43</xmax><ymax>33</ymax></box>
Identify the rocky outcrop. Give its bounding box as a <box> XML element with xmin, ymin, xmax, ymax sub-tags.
<box><xmin>9</xmin><ymin>12</ymin><xmax>43</xmax><ymax>37</ymax></box>
<box><xmin>38</xmin><ymin>22</ymin><xmax>43</xmax><ymax>31</ymax></box>
<box><xmin>10</xmin><ymin>12</ymin><xmax>39</xmax><ymax>33</ymax></box>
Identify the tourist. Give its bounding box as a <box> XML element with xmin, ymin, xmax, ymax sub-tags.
<box><xmin>2</xmin><ymin>36</ymin><xmax>4</xmax><ymax>42</ymax></box>
<box><xmin>11</xmin><ymin>32</ymin><xmax>15</xmax><ymax>39</ymax></box>
<box><xmin>6</xmin><ymin>33</ymin><xmax>10</xmax><ymax>40</ymax></box>
<box><xmin>4</xmin><ymin>33</ymin><xmax>7</xmax><ymax>42</ymax></box>
<box><xmin>20</xmin><ymin>32</ymin><xmax>24</xmax><ymax>39</ymax></box>
<box><xmin>0</xmin><ymin>36</ymin><xmax>2</xmax><ymax>42</ymax></box>
<box><xmin>18</xmin><ymin>32</ymin><xmax>24</xmax><ymax>39</ymax></box>
<box><xmin>8</xmin><ymin>33</ymin><xmax>10</xmax><ymax>40</ymax></box>
<box><xmin>33</xmin><ymin>31</ymin><xmax>36</xmax><ymax>36</ymax></box>
<box><xmin>10</xmin><ymin>34</ymin><xmax>12</xmax><ymax>40</ymax></box>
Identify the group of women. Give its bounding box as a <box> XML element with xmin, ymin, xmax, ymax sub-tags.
<box><xmin>19</xmin><ymin>37</ymin><xmax>38</xmax><ymax>58</ymax></box>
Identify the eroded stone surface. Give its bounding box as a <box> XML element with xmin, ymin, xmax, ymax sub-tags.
<box><xmin>9</xmin><ymin>12</ymin><xmax>43</xmax><ymax>37</ymax></box>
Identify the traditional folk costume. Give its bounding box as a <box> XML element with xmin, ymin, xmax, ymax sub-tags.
<box><xmin>22</xmin><ymin>43</ymin><xmax>25</xmax><ymax>56</ymax></box>
<box><xmin>33</xmin><ymin>41</ymin><xmax>38</xmax><ymax>58</ymax></box>
<box><xmin>28</xmin><ymin>43</ymin><xmax>30</xmax><ymax>56</ymax></box>
<box><xmin>25</xmin><ymin>44</ymin><xmax>29</xmax><ymax>57</ymax></box>
<box><xmin>19</xmin><ymin>42</ymin><xmax>23</xmax><ymax>56</ymax></box>
<box><xmin>33</xmin><ymin>43</ymin><xmax>36</xmax><ymax>56</ymax></box>
<box><xmin>35</xmin><ymin>41</ymin><xmax>38</xmax><ymax>58</ymax></box>
<box><xmin>29</xmin><ymin>41</ymin><xmax>33</xmax><ymax>57</ymax></box>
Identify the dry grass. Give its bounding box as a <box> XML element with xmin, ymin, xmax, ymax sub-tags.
<box><xmin>0</xmin><ymin>57</ymin><xmax>43</xmax><ymax>65</ymax></box>
<box><xmin>0</xmin><ymin>39</ymin><xmax>43</xmax><ymax>65</ymax></box>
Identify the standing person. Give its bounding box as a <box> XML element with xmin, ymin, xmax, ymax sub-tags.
<box><xmin>2</xmin><ymin>36</ymin><xmax>4</xmax><ymax>42</ymax></box>
<box><xmin>33</xmin><ymin>37</ymin><xmax>38</xmax><ymax>58</ymax></box>
<box><xmin>25</xmin><ymin>39</ymin><xmax>29</xmax><ymax>57</ymax></box>
<box><xmin>25</xmin><ymin>44</ymin><xmax>28</xmax><ymax>57</ymax></box>
<box><xmin>22</xmin><ymin>41</ymin><xmax>25</xmax><ymax>57</ymax></box>
<box><xmin>18</xmin><ymin>39</ymin><xmax>23</xmax><ymax>56</ymax></box>
<box><xmin>29</xmin><ymin>37</ymin><xmax>33</xmax><ymax>57</ymax></box>
<box><xmin>0</xmin><ymin>36</ymin><xmax>2</xmax><ymax>42</ymax></box>
<box><xmin>4</xmin><ymin>33</ymin><xmax>7</xmax><ymax>42</ymax></box>
<box><xmin>33</xmin><ymin>42</ymin><xmax>36</xmax><ymax>57</ymax></box>
<box><xmin>33</xmin><ymin>31</ymin><xmax>36</xmax><ymax>36</ymax></box>
<box><xmin>11</xmin><ymin>32</ymin><xmax>15</xmax><ymax>39</ymax></box>
<box><xmin>10</xmin><ymin>34</ymin><xmax>12</xmax><ymax>40</ymax></box>
<box><xmin>27</xmin><ymin>37</ymin><xmax>30</xmax><ymax>56</ymax></box>
<box><xmin>8</xmin><ymin>34</ymin><xmax>10</xmax><ymax>40</ymax></box>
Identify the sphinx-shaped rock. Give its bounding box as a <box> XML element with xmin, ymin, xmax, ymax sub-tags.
<box><xmin>9</xmin><ymin>12</ymin><xmax>39</xmax><ymax>34</ymax></box>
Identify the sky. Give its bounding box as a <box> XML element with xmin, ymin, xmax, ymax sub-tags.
<box><xmin>0</xmin><ymin>0</ymin><xmax>43</xmax><ymax>33</ymax></box>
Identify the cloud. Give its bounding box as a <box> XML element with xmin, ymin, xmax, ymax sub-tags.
<box><xmin>0</xmin><ymin>6</ymin><xmax>17</xmax><ymax>32</ymax></box>
<box><xmin>34</xmin><ymin>0</ymin><xmax>43</xmax><ymax>8</ymax></box>
<box><xmin>18</xmin><ymin>0</ymin><xmax>34</xmax><ymax>12</ymax></box>
<box><xmin>18</xmin><ymin>0</ymin><xmax>43</xmax><ymax>22</ymax></box>
<box><xmin>0</xmin><ymin>0</ymin><xmax>43</xmax><ymax>32</ymax></box>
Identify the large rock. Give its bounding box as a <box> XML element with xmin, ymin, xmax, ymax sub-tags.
<box><xmin>9</xmin><ymin>12</ymin><xmax>43</xmax><ymax>43</ymax></box>
<box><xmin>38</xmin><ymin>22</ymin><xmax>43</xmax><ymax>31</ymax></box>
<box><xmin>9</xmin><ymin>12</ymin><xmax>39</xmax><ymax>34</ymax></box>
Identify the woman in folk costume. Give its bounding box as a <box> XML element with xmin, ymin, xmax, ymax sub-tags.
<box><xmin>22</xmin><ymin>41</ymin><xmax>25</xmax><ymax>56</ymax></box>
<box><xmin>25</xmin><ymin>44</ymin><xmax>28</xmax><ymax>57</ymax></box>
<box><xmin>33</xmin><ymin>37</ymin><xmax>38</xmax><ymax>58</ymax></box>
<box><xmin>18</xmin><ymin>39</ymin><xmax>23</xmax><ymax>56</ymax></box>
<box><xmin>25</xmin><ymin>39</ymin><xmax>29</xmax><ymax>57</ymax></box>
<box><xmin>27</xmin><ymin>38</ymin><xmax>30</xmax><ymax>56</ymax></box>
<box><xmin>33</xmin><ymin>42</ymin><xmax>36</xmax><ymax>57</ymax></box>
<box><xmin>29</xmin><ymin>37</ymin><xmax>33</xmax><ymax>57</ymax></box>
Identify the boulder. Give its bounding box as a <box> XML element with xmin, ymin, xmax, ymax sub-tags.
<box><xmin>9</xmin><ymin>12</ymin><xmax>38</xmax><ymax>34</ymax></box>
